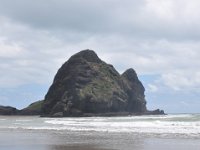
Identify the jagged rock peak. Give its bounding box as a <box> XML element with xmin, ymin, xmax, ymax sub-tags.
<box><xmin>122</xmin><ymin>68</ymin><xmax>138</xmax><ymax>80</ymax></box>
<box><xmin>69</xmin><ymin>49</ymin><xmax>101</xmax><ymax>63</ymax></box>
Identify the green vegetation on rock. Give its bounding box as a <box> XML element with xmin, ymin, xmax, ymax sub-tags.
<box><xmin>19</xmin><ymin>100</ymin><xmax>43</xmax><ymax>115</ymax></box>
<box><xmin>40</xmin><ymin>49</ymin><xmax>164</xmax><ymax>117</ymax></box>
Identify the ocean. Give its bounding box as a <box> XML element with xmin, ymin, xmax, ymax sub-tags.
<box><xmin>0</xmin><ymin>114</ymin><xmax>200</xmax><ymax>150</ymax></box>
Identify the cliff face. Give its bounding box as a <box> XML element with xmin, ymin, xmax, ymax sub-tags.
<box><xmin>41</xmin><ymin>50</ymin><xmax>155</xmax><ymax>117</ymax></box>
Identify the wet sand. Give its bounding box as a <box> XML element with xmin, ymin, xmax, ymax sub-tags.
<box><xmin>0</xmin><ymin>129</ymin><xmax>113</xmax><ymax>150</ymax></box>
<box><xmin>50</xmin><ymin>145</ymin><xmax>112</xmax><ymax>150</ymax></box>
<box><xmin>1</xmin><ymin>129</ymin><xmax>200</xmax><ymax>150</ymax></box>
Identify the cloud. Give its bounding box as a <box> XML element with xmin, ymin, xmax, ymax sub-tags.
<box><xmin>0</xmin><ymin>0</ymin><xmax>200</xmax><ymax>111</ymax></box>
<box><xmin>0</xmin><ymin>0</ymin><xmax>200</xmax><ymax>40</ymax></box>
<box><xmin>1</xmin><ymin>11</ymin><xmax>200</xmax><ymax>89</ymax></box>
<box><xmin>180</xmin><ymin>101</ymin><xmax>190</xmax><ymax>107</ymax></box>
<box><xmin>147</xmin><ymin>84</ymin><xmax>158</xmax><ymax>92</ymax></box>
<box><xmin>161</xmin><ymin>71</ymin><xmax>200</xmax><ymax>91</ymax></box>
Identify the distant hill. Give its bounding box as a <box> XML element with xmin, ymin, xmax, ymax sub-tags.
<box><xmin>18</xmin><ymin>100</ymin><xmax>43</xmax><ymax>115</ymax></box>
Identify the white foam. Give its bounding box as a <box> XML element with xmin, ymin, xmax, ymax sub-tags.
<box><xmin>1</xmin><ymin>114</ymin><xmax>200</xmax><ymax>137</ymax></box>
<box><xmin>16</xmin><ymin>119</ymin><xmax>31</xmax><ymax>122</ymax></box>
<box><xmin>41</xmin><ymin>115</ymin><xmax>200</xmax><ymax>136</ymax></box>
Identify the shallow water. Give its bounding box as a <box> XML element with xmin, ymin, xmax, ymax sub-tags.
<box><xmin>1</xmin><ymin>114</ymin><xmax>200</xmax><ymax>137</ymax></box>
<box><xmin>0</xmin><ymin>114</ymin><xmax>200</xmax><ymax>150</ymax></box>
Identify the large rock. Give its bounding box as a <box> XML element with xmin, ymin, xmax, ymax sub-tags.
<box><xmin>41</xmin><ymin>50</ymin><xmax>164</xmax><ymax>117</ymax></box>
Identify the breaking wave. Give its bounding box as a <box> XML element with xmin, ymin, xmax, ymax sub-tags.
<box><xmin>1</xmin><ymin>114</ymin><xmax>200</xmax><ymax>137</ymax></box>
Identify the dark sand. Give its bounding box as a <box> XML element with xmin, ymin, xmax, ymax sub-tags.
<box><xmin>1</xmin><ymin>129</ymin><xmax>200</xmax><ymax>150</ymax></box>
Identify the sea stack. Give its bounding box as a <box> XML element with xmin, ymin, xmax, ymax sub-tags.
<box><xmin>41</xmin><ymin>49</ymin><xmax>164</xmax><ymax>117</ymax></box>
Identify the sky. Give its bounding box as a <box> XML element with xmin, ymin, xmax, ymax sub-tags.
<box><xmin>0</xmin><ymin>0</ymin><xmax>200</xmax><ymax>113</ymax></box>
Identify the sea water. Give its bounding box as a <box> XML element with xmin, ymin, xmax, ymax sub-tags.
<box><xmin>0</xmin><ymin>114</ymin><xmax>200</xmax><ymax>150</ymax></box>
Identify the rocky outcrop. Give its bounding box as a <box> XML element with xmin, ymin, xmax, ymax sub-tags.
<box><xmin>146</xmin><ymin>109</ymin><xmax>165</xmax><ymax>115</ymax></box>
<box><xmin>0</xmin><ymin>106</ymin><xmax>18</xmax><ymax>115</ymax></box>
<box><xmin>41</xmin><ymin>49</ymin><xmax>164</xmax><ymax>117</ymax></box>
<box><xmin>121</xmin><ymin>69</ymin><xmax>146</xmax><ymax>112</ymax></box>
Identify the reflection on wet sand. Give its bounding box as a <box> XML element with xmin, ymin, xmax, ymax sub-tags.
<box><xmin>50</xmin><ymin>144</ymin><xmax>114</xmax><ymax>150</ymax></box>
<box><xmin>1</xmin><ymin>128</ymin><xmax>200</xmax><ymax>150</ymax></box>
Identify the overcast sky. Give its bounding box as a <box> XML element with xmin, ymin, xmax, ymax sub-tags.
<box><xmin>0</xmin><ymin>0</ymin><xmax>200</xmax><ymax>113</ymax></box>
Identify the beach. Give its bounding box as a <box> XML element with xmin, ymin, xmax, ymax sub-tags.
<box><xmin>0</xmin><ymin>114</ymin><xmax>200</xmax><ymax>150</ymax></box>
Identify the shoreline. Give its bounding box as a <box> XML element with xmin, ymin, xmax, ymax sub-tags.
<box><xmin>0</xmin><ymin>106</ymin><xmax>167</xmax><ymax>118</ymax></box>
<box><xmin>1</xmin><ymin>127</ymin><xmax>200</xmax><ymax>150</ymax></box>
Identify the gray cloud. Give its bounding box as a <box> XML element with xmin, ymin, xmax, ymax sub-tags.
<box><xmin>0</xmin><ymin>0</ymin><xmax>200</xmax><ymax>40</ymax></box>
<box><xmin>0</xmin><ymin>0</ymin><xmax>200</xmax><ymax>111</ymax></box>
